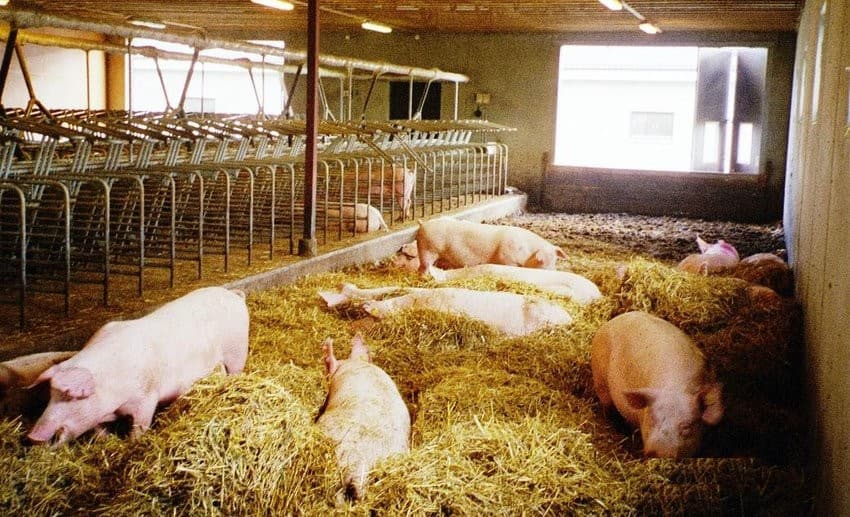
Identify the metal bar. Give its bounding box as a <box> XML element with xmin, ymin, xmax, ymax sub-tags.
<box><xmin>0</xmin><ymin>11</ymin><xmax>468</xmax><ymax>82</ymax></box>
<box><xmin>298</xmin><ymin>0</ymin><xmax>319</xmax><ymax>257</ymax></box>
<box><xmin>174</xmin><ymin>48</ymin><xmax>200</xmax><ymax>114</ymax></box>
<box><xmin>284</xmin><ymin>63</ymin><xmax>302</xmax><ymax>118</ymax></box>
<box><xmin>0</xmin><ymin>27</ymin><xmax>18</xmax><ymax>112</ymax></box>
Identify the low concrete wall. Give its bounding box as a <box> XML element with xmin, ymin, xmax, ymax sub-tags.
<box><xmin>226</xmin><ymin>192</ymin><xmax>527</xmax><ymax>293</ymax></box>
<box><xmin>541</xmin><ymin>166</ymin><xmax>780</xmax><ymax>223</ymax></box>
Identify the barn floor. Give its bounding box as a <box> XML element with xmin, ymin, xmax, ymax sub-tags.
<box><xmin>0</xmin><ymin>211</ymin><xmax>811</xmax><ymax>515</ymax></box>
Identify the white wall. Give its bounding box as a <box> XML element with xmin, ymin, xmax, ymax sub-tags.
<box><xmin>2</xmin><ymin>39</ymin><xmax>106</xmax><ymax>111</ymax></box>
<box><xmin>783</xmin><ymin>0</ymin><xmax>850</xmax><ymax>514</ymax></box>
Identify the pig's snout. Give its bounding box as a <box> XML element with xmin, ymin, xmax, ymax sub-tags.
<box><xmin>27</xmin><ymin>425</ymin><xmax>69</xmax><ymax>447</ymax></box>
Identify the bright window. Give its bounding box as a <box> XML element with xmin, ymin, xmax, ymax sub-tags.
<box><xmin>554</xmin><ymin>45</ymin><xmax>768</xmax><ymax>174</ymax></box>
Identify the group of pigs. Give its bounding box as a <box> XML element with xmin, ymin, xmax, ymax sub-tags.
<box><xmin>0</xmin><ymin>215</ymin><xmax>789</xmax><ymax>499</ymax></box>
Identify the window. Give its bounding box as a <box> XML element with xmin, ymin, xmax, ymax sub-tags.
<box><xmin>127</xmin><ymin>39</ymin><xmax>285</xmax><ymax>115</ymax></box>
<box><xmin>554</xmin><ymin>44</ymin><xmax>768</xmax><ymax>174</ymax></box>
<box><xmin>389</xmin><ymin>81</ymin><xmax>441</xmax><ymax>120</ymax></box>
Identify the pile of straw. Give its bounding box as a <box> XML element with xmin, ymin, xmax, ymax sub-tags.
<box><xmin>0</xmin><ymin>249</ymin><xmax>810</xmax><ymax>514</ymax></box>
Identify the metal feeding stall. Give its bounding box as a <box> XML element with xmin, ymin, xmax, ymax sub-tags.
<box><xmin>0</xmin><ymin>10</ymin><xmax>515</xmax><ymax>329</ymax></box>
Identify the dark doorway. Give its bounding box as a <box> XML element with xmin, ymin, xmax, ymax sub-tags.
<box><xmin>389</xmin><ymin>81</ymin><xmax>441</xmax><ymax>120</ymax></box>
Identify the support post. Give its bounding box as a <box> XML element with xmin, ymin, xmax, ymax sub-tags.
<box><xmin>298</xmin><ymin>0</ymin><xmax>319</xmax><ymax>257</ymax></box>
<box><xmin>0</xmin><ymin>27</ymin><xmax>18</xmax><ymax>116</ymax></box>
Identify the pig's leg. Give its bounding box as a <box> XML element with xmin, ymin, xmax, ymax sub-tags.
<box><xmin>126</xmin><ymin>396</ymin><xmax>159</xmax><ymax>439</ymax></box>
<box><xmin>362</xmin><ymin>295</ymin><xmax>416</xmax><ymax>318</ymax></box>
<box><xmin>223</xmin><ymin>341</ymin><xmax>248</xmax><ymax>375</ymax></box>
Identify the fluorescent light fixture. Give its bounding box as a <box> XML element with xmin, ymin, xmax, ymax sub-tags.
<box><xmin>598</xmin><ymin>0</ymin><xmax>623</xmax><ymax>11</ymax></box>
<box><xmin>639</xmin><ymin>21</ymin><xmax>661</xmax><ymax>34</ymax></box>
<box><xmin>129</xmin><ymin>19</ymin><xmax>167</xmax><ymax>30</ymax></box>
<box><xmin>250</xmin><ymin>0</ymin><xmax>295</xmax><ymax>11</ymax></box>
<box><xmin>0</xmin><ymin>0</ymin><xmax>9</xmax><ymax>6</ymax></box>
<box><xmin>361</xmin><ymin>20</ymin><xmax>392</xmax><ymax>34</ymax></box>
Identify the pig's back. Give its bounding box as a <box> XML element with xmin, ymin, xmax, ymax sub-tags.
<box><xmin>602</xmin><ymin>312</ymin><xmax>704</xmax><ymax>392</ymax></box>
<box><xmin>70</xmin><ymin>287</ymin><xmax>248</xmax><ymax>400</ymax></box>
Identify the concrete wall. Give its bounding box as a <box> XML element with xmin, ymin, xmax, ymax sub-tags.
<box><xmin>280</xmin><ymin>31</ymin><xmax>794</xmax><ymax>214</ymax></box>
<box><xmin>783</xmin><ymin>0</ymin><xmax>850</xmax><ymax>515</ymax></box>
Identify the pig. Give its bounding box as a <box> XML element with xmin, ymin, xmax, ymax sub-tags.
<box><xmin>0</xmin><ymin>351</ymin><xmax>76</xmax><ymax>394</ymax></box>
<box><xmin>734</xmin><ymin>252</ymin><xmax>794</xmax><ymax>295</ymax></box>
<box><xmin>0</xmin><ymin>351</ymin><xmax>76</xmax><ymax>419</ymax></box>
<box><xmin>590</xmin><ymin>311</ymin><xmax>723</xmax><ymax>458</ymax></box>
<box><xmin>27</xmin><ymin>286</ymin><xmax>249</xmax><ymax>446</ymax></box>
<box><xmin>328</xmin><ymin>203</ymin><xmax>388</xmax><ymax>233</ymax></box>
<box><xmin>390</xmin><ymin>240</ymin><xmax>452</xmax><ymax>273</ymax></box>
<box><xmin>416</xmin><ymin>217</ymin><xmax>567</xmax><ymax>276</ymax></box>
<box><xmin>365</xmin><ymin>162</ymin><xmax>415</xmax><ymax>219</ymax></box>
<box><xmin>318</xmin><ymin>283</ymin><xmax>572</xmax><ymax>337</ymax></box>
<box><xmin>427</xmin><ymin>264</ymin><xmax>602</xmax><ymax>305</ymax></box>
<box><xmin>316</xmin><ymin>334</ymin><xmax>410</xmax><ymax>499</ymax></box>
<box><xmin>677</xmin><ymin>236</ymin><xmax>740</xmax><ymax>275</ymax></box>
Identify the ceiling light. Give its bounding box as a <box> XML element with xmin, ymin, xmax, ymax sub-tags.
<box><xmin>361</xmin><ymin>20</ymin><xmax>392</xmax><ymax>34</ymax></box>
<box><xmin>396</xmin><ymin>5</ymin><xmax>420</xmax><ymax>11</ymax></box>
<box><xmin>0</xmin><ymin>0</ymin><xmax>9</xmax><ymax>6</ymax></box>
<box><xmin>639</xmin><ymin>21</ymin><xmax>661</xmax><ymax>34</ymax></box>
<box><xmin>598</xmin><ymin>0</ymin><xmax>623</xmax><ymax>11</ymax></box>
<box><xmin>250</xmin><ymin>0</ymin><xmax>295</xmax><ymax>11</ymax></box>
<box><xmin>129</xmin><ymin>19</ymin><xmax>167</xmax><ymax>30</ymax></box>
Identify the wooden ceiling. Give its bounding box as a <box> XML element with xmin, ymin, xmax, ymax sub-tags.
<box><xmin>13</xmin><ymin>1</ymin><xmax>802</xmax><ymax>38</ymax></box>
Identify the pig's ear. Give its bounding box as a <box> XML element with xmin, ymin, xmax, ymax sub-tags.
<box><xmin>555</xmin><ymin>246</ymin><xmax>568</xmax><ymax>259</ymax></box>
<box><xmin>696</xmin><ymin>235</ymin><xmax>710</xmax><ymax>253</ymax></box>
<box><xmin>349</xmin><ymin>333</ymin><xmax>372</xmax><ymax>363</ymax></box>
<box><xmin>27</xmin><ymin>365</ymin><xmax>56</xmax><ymax>389</ymax></box>
<box><xmin>318</xmin><ymin>290</ymin><xmax>348</xmax><ymax>308</ymax></box>
<box><xmin>623</xmin><ymin>388</ymin><xmax>657</xmax><ymax>410</ymax></box>
<box><xmin>699</xmin><ymin>383</ymin><xmax>724</xmax><ymax>425</ymax></box>
<box><xmin>52</xmin><ymin>367</ymin><xmax>94</xmax><ymax>400</ymax></box>
<box><xmin>322</xmin><ymin>338</ymin><xmax>339</xmax><ymax>377</ymax></box>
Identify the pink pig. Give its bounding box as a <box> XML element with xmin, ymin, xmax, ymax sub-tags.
<box><xmin>677</xmin><ymin>236</ymin><xmax>740</xmax><ymax>274</ymax></box>
<box><xmin>316</xmin><ymin>335</ymin><xmax>410</xmax><ymax>499</ymax></box>
<box><xmin>416</xmin><ymin>217</ymin><xmax>567</xmax><ymax>276</ymax></box>
<box><xmin>591</xmin><ymin>311</ymin><xmax>724</xmax><ymax>458</ymax></box>
<box><xmin>28</xmin><ymin>286</ymin><xmax>249</xmax><ymax>446</ymax></box>
<box><xmin>367</xmin><ymin>163</ymin><xmax>415</xmax><ymax>219</ymax></box>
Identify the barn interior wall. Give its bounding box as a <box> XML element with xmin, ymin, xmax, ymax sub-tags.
<box><xmin>280</xmin><ymin>31</ymin><xmax>795</xmax><ymax>216</ymax></box>
<box><xmin>784</xmin><ymin>0</ymin><xmax>850</xmax><ymax>515</ymax></box>
<box><xmin>1</xmin><ymin>29</ymin><xmax>107</xmax><ymax>111</ymax></box>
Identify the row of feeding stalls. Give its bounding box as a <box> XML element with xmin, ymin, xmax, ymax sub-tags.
<box><xmin>0</xmin><ymin>13</ymin><xmax>515</xmax><ymax>329</ymax></box>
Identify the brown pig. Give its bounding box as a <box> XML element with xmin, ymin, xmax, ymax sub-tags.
<box><xmin>0</xmin><ymin>351</ymin><xmax>76</xmax><ymax>418</ymax></box>
<box><xmin>316</xmin><ymin>335</ymin><xmax>410</xmax><ymax>499</ymax></box>
<box><xmin>27</xmin><ymin>286</ymin><xmax>249</xmax><ymax>446</ymax></box>
<box><xmin>591</xmin><ymin>311</ymin><xmax>723</xmax><ymax>458</ymax></box>
<box><xmin>415</xmin><ymin>217</ymin><xmax>567</xmax><ymax>275</ymax></box>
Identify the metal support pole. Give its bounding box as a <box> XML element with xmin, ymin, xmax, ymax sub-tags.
<box><xmin>283</xmin><ymin>63</ymin><xmax>302</xmax><ymax>118</ymax></box>
<box><xmin>298</xmin><ymin>0</ymin><xmax>319</xmax><ymax>257</ymax></box>
<box><xmin>408</xmin><ymin>75</ymin><xmax>414</xmax><ymax>119</ymax></box>
<box><xmin>454</xmin><ymin>81</ymin><xmax>459</xmax><ymax>120</ymax></box>
<box><xmin>0</xmin><ymin>27</ymin><xmax>18</xmax><ymax>115</ymax></box>
<box><xmin>174</xmin><ymin>48</ymin><xmax>200</xmax><ymax>115</ymax></box>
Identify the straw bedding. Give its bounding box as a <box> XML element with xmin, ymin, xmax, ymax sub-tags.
<box><xmin>0</xmin><ymin>213</ymin><xmax>810</xmax><ymax>515</ymax></box>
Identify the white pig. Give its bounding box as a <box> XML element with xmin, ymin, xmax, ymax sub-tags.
<box><xmin>590</xmin><ymin>311</ymin><xmax>723</xmax><ymax>458</ymax></box>
<box><xmin>427</xmin><ymin>264</ymin><xmax>602</xmax><ymax>305</ymax></box>
<box><xmin>365</xmin><ymin>162</ymin><xmax>415</xmax><ymax>219</ymax></box>
<box><xmin>328</xmin><ymin>203</ymin><xmax>388</xmax><ymax>233</ymax></box>
<box><xmin>416</xmin><ymin>217</ymin><xmax>567</xmax><ymax>275</ymax></box>
<box><xmin>318</xmin><ymin>283</ymin><xmax>572</xmax><ymax>337</ymax></box>
<box><xmin>677</xmin><ymin>236</ymin><xmax>740</xmax><ymax>275</ymax></box>
<box><xmin>316</xmin><ymin>334</ymin><xmax>410</xmax><ymax>499</ymax></box>
<box><xmin>28</xmin><ymin>286</ymin><xmax>249</xmax><ymax>446</ymax></box>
